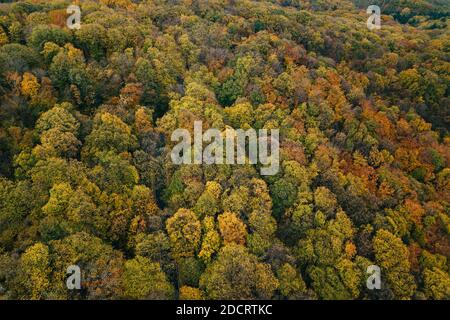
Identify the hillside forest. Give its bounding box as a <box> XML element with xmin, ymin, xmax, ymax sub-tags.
<box><xmin>0</xmin><ymin>0</ymin><xmax>449</xmax><ymax>300</ymax></box>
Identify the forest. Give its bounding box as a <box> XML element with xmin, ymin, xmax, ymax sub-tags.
<box><xmin>0</xmin><ymin>0</ymin><xmax>449</xmax><ymax>300</ymax></box>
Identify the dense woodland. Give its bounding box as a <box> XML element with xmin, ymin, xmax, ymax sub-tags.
<box><xmin>0</xmin><ymin>0</ymin><xmax>449</xmax><ymax>300</ymax></box>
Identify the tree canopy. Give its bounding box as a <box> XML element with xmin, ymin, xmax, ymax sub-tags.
<box><xmin>0</xmin><ymin>0</ymin><xmax>448</xmax><ymax>300</ymax></box>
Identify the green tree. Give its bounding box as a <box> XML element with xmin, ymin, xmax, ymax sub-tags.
<box><xmin>84</xmin><ymin>113</ymin><xmax>137</xmax><ymax>158</ymax></box>
<box><xmin>193</xmin><ymin>181</ymin><xmax>222</xmax><ymax>218</ymax></box>
<box><xmin>49</xmin><ymin>232</ymin><xmax>124</xmax><ymax>299</ymax></box>
<box><xmin>90</xmin><ymin>151</ymin><xmax>139</xmax><ymax>193</ymax></box>
<box><xmin>36</xmin><ymin>104</ymin><xmax>80</xmax><ymax>134</ymax></box>
<box><xmin>123</xmin><ymin>256</ymin><xmax>174</xmax><ymax>299</ymax></box>
<box><xmin>200</xmin><ymin>244</ymin><xmax>278</xmax><ymax>299</ymax></box>
<box><xmin>28</xmin><ymin>25</ymin><xmax>71</xmax><ymax>51</ymax></box>
<box><xmin>423</xmin><ymin>267</ymin><xmax>450</xmax><ymax>299</ymax></box>
<box><xmin>373</xmin><ymin>229</ymin><xmax>416</xmax><ymax>299</ymax></box>
<box><xmin>198</xmin><ymin>216</ymin><xmax>221</xmax><ymax>264</ymax></box>
<box><xmin>166</xmin><ymin>208</ymin><xmax>201</xmax><ymax>259</ymax></box>
<box><xmin>75</xmin><ymin>24</ymin><xmax>108</xmax><ymax>61</ymax></box>
<box><xmin>18</xmin><ymin>243</ymin><xmax>50</xmax><ymax>300</ymax></box>
<box><xmin>277</xmin><ymin>263</ymin><xmax>307</xmax><ymax>299</ymax></box>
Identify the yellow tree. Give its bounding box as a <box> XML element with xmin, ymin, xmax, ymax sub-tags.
<box><xmin>19</xmin><ymin>243</ymin><xmax>50</xmax><ymax>300</ymax></box>
<box><xmin>373</xmin><ymin>229</ymin><xmax>416</xmax><ymax>299</ymax></box>
<box><xmin>218</xmin><ymin>212</ymin><xmax>247</xmax><ymax>246</ymax></box>
<box><xmin>21</xmin><ymin>72</ymin><xmax>40</xmax><ymax>100</ymax></box>
<box><xmin>166</xmin><ymin>208</ymin><xmax>201</xmax><ymax>259</ymax></box>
